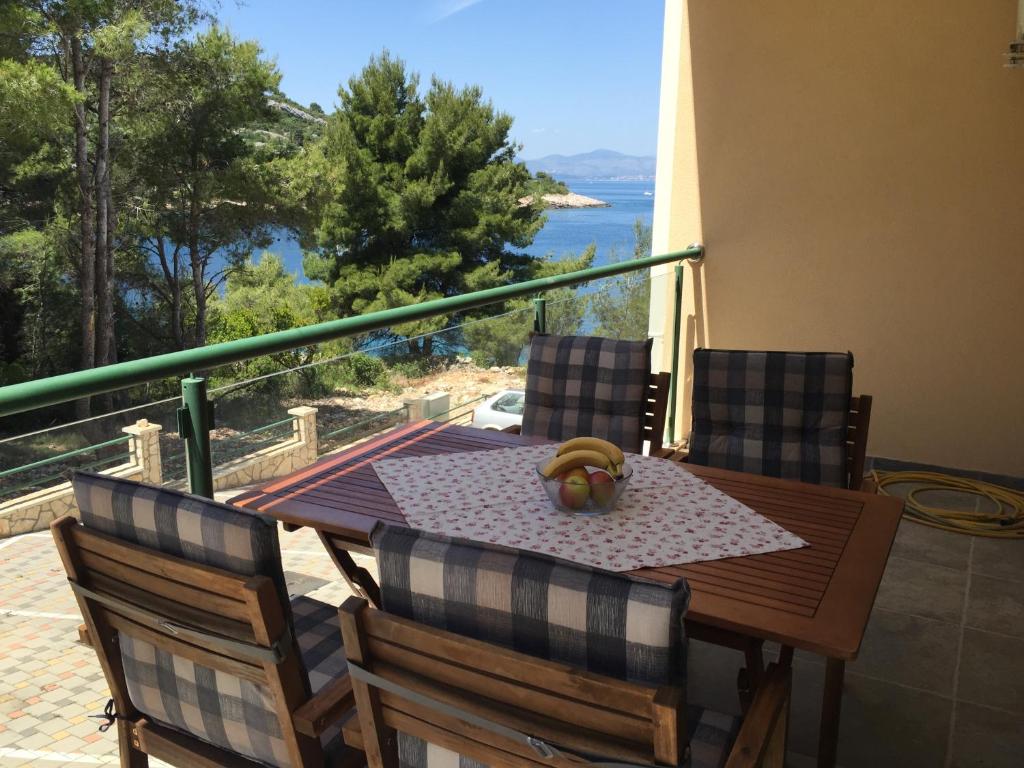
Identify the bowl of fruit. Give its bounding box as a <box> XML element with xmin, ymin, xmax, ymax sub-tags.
<box><xmin>536</xmin><ymin>437</ymin><xmax>632</xmax><ymax>516</ymax></box>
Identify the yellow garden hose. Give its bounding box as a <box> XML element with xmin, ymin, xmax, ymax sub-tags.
<box><xmin>871</xmin><ymin>470</ymin><xmax>1024</xmax><ymax>538</ymax></box>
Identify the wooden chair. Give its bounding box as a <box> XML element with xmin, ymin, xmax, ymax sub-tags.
<box><xmin>52</xmin><ymin>472</ymin><xmax>362</xmax><ymax>768</ymax></box>
<box><xmin>339</xmin><ymin>525</ymin><xmax>792</xmax><ymax>768</ymax></box>
<box><xmin>671</xmin><ymin>394</ymin><xmax>873</xmax><ymax>491</ymax></box>
<box><xmin>340</xmin><ymin>598</ymin><xmax>791</xmax><ymax>768</ymax></box>
<box><xmin>503</xmin><ymin>331</ymin><xmax>672</xmax><ymax>457</ymax></box>
<box><xmin>672</xmin><ymin>349</ymin><xmax>873</xmax><ymax>492</ymax></box>
<box><xmin>506</xmin><ymin>370</ymin><xmax>672</xmax><ymax>457</ymax></box>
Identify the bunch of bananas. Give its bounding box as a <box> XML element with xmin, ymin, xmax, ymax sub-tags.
<box><xmin>540</xmin><ymin>437</ymin><xmax>626</xmax><ymax>479</ymax></box>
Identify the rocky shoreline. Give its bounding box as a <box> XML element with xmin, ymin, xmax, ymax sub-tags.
<box><xmin>518</xmin><ymin>192</ymin><xmax>610</xmax><ymax>209</ymax></box>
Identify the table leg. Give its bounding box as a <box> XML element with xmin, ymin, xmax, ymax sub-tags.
<box><xmin>318</xmin><ymin>531</ymin><xmax>382</xmax><ymax>608</ymax></box>
<box><xmin>817</xmin><ymin>657</ymin><xmax>845</xmax><ymax>768</ymax></box>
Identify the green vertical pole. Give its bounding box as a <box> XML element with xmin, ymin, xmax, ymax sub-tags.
<box><xmin>667</xmin><ymin>264</ymin><xmax>684</xmax><ymax>443</ymax></box>
<box><xmin>179</xmin><ymin>376</ymin><xmax>214</xmax><ymax>498</ymax></box>
<box><xmin>533</xmin><ymin>296</ymin><xmax>547</xmax><ymax>334</ymax></box>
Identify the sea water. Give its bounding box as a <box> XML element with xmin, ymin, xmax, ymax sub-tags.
<box><xmin>254</xmin><ymin>179</ymin><xmax>655</xmax><ymax>282</ymax></box>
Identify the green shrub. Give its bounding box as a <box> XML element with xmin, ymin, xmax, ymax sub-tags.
<box><xmin>336</xmin><ymin>353</ymin><xmax>390</xmax><ymax>389</ymax></box>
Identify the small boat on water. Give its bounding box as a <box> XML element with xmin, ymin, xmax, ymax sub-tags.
<box><xmin>643</xmin><ymin>191</ymin><xmax>653</xmax><ymax>196</ymax></box>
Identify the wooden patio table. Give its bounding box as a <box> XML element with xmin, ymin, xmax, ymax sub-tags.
<box><xmin>231</xmin><ymin>420</ymin><xmax>903</xmax><ymax>768</ymax></box>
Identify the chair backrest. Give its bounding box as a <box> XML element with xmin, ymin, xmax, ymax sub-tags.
<box><xmin>54</xmin><ymin>472</ymin><xmax>320</xmax><ymax>768</ymax></box>
<box><xmin>522</xmin><ymin>334</ymin><xmax>654</xmax><ymax>454</ymax></box>
<box><xmin>689</xmin><ymin>349</ymin><xmax>855</xmax><ymax>488</ymax></box>
<box><xmin>346</xmin><ymin>525</ymin><xmax>690</xmax><ymax>767</ymax></box>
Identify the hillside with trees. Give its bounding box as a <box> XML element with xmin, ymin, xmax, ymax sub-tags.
<box><xmin>0</xmin><ymin>1</ymin><xmax>642</xmax><ymax>439</ymax></box>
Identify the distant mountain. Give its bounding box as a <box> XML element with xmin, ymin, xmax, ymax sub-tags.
<box><xmin>523</xmin><ymin>149</ymin><xmax>656</xmax><ymax>180</ymax></box>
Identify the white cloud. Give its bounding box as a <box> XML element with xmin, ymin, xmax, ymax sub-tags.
<box><xmin>430</xmin><ymin>0</ymin><xmax>484</xmax><ymax>23</ymax></box>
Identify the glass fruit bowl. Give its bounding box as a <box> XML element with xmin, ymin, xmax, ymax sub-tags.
<box><xmin>535</xmin><ymin>461</ymin><xmax>633</xmax><ymax>516</ymax></box>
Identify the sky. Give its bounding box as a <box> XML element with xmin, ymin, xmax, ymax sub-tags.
<box><xmin>214</xmin><ymin>0</ymin><xmax>666</xmax><ymax>159</ymax></box>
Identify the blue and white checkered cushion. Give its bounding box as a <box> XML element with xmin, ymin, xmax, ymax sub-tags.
<box><xmin>73</xmin><ymin>472</ymin><xmax>349</xmax><ymax>767</ymax></box>
<box><xmin>689</xmin><ymin>349</ymin><xmax>854</xmax><ymax>488</ymax></box>
<box><xmin>373</xmin><ymin>526</ymin><xmax>737</xmax><ymax>768</ymax></box>
<box><xmin>522</xmin><ymin>334</ymin><xmax>652</xmax><ymax>454</ymax></box>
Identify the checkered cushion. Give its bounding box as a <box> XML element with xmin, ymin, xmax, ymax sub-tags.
<box><xmin>373</xmin><ymin>526</ymin><xmax>743</xmax><ymax>768</ymax></box>
<box><xmin>292</xmin><ymin>596</ymin><xmax>347</xmax><ymax>694</ymax></box>
<box><xmin>374</xmin><ymin>525</ymin><xmax>689</xmax><ymax>684</ymax></box>
<box><xmin>72</xmin><ymin>471</ymin><xmax>289</xmax><ymax>601</ymax></box>
<box><xmin>522</xmin><ymin>334</ymin><xmax>652</xmax><ymax>454</ymax></box>
<box><xmin>395</xmin><ymin>711</ymin><xmax>737</xmax><ymax>768</ymax></box>
<box><xmin>120</xmin><ymin>632</ymin><xmax>292</xmax><ymax>766</ymax></box>
<box><xmin>118</xmin><ymin>596</ymin><xmax>346</xmax><ymax>768</ymax></box>
<box><xmin>689</xmin><ymin>349</ymin><xmax>854</xmax><ymax>487</ymax></box>
<box><xmin>72</xmin><ymin>473</ymin><xmax>349</xmax><ymax>767</ymax></box>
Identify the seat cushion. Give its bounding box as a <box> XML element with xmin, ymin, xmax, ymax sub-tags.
<box><xmin>522</xmin><ymin>334</ymin><xmax>652</xmax><ymax>454</ymax></box>
<box><xmin>392</xmin><ymin>706</ymin><xmax>740</xmax><ymax>768</ymax></box>
<box><xmin>688</xmin><ymin>349</ymin><xmax>853</xmax><ymax>487</ymax></box>
<box><xmin>292</xmin><ymin>596</ymin><xmax>347</xmax><ymax>695</ymax></box>
<box><xmin>373</xmin><ymin>525</ymin><xmax>689</xmax><ymax>687</ymax></box>
<box><xmin>688</xmin><ymin>705</ymin><xmax>741</xmax><ymax>768</ymax></box>
<box><xmin>119</xmin><ymin>595</ymin><xmax>348</xmax><ymax>768</ymax></box>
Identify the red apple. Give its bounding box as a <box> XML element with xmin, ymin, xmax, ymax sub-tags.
<box><xmin>557</xmin><ymin>468</ymin><xmax>590</xmax><ymax>509</ymax></box>
<box><xmin>588</xmin><ymin>469</ymin><xmax>616</xmax><ymax>505</ymax></box>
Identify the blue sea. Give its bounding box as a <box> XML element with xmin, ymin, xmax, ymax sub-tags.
<box><xmin>255</xmin><ymin>179</ymin><xmax>655</xmax><ymax>281</ymax></box>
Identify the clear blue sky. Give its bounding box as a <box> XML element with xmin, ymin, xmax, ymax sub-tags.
<box><xmin>215</xmin><ymin>0</ymin><xmax>666</xmax><ymax>158</ymax></box>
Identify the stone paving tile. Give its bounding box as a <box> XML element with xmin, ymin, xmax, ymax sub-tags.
<box><xmin>0</xmin><ymin>524</ymin><xmax>357</xmax><ymax>766</ymax></box>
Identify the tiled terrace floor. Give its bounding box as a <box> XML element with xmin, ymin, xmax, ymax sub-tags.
<box><xmin>1</xmin><ymin>515</ymin><xmax>1021</xmax><ymax>766</ymax></box>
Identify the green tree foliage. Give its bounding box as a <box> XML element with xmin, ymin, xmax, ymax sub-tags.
<box><xmin>463</xmin><ymin>244</ymin><xmax>596</xmax><ymax>366</ymax></box>
<box><xmin>526</xmin><ymin>170</ymin><xmax>569</xmax><ymax>197</ymax></box>
<box><xmin>125</xmin><ymin>26</ymin><xmax>284</xmax><ymax>348</ymax></box>
<box><xmin>590</xmin><ymin>219</ymin><xmax>653</xmax><ymax>340</ymax></box>
<box><xmin>304</xmin><ymin>51</ymin><xmax>545</xmax><ymax>354</ymax></box>
<box><xmin>207</xmin><ymin>254</ymin><xmax>333</xmax><ymax>395</ymax></box>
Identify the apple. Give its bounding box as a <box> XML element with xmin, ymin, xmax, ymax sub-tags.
<box><xmin>588</xmin><ymin>469</ymin><xmax>616</xmax><ymax>505</ymax></box>
<box><xmin>557</xmin><ymin>467</ymin><xmax>590</xmax><ymax>509</ymax></box>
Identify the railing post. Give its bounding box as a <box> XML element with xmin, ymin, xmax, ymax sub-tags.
<box><xmin>287</xmin><ymin>406</ymin><xmax>319</xmax><ymax>465</ymax></box>
<box><xmin>178</xmin><ymin>376</ymin><xmax>214</xmax><ymax>498</ymax></box>
<box><xmin>122</xmin><ymin>419</ymin><xmax>163</xmax><ymax>485</ymax></box>
<box><xmin>533</xmin><ymin>296</ymin><xmax>547</xmax><ymax>334</ymax></box>
<box><xmin>667</xmin><ymin>264</ymin><xmax>684</xmax><ymax>442</ymax></box>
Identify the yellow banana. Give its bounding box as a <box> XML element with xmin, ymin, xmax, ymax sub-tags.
<box><xmin>541</xmin><ymin>449</ymin><xmax>612</xmax><ymax>478</ymax></box>
<box><xmin>556</xmin><ymin>436</ymin><xmax>625</xmax><ymax>468</ymax></box>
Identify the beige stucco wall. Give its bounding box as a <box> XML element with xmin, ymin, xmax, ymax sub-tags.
<box><xmin>653</xmin><ymin>0</ymin><xmax>1024</xmax><ymax>476</ymax></box>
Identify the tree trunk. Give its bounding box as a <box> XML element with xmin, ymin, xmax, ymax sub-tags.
<box><xmin>71</xmin><ymin>35</ymin><xmax>96</xmax><ymax>419</ymax></box>
<box><xmin>157</xmin><ymin>238</ymin><xmax>185</xmax><ymax>350</ymax></box>
<box><xmin>189</xmin><ymin>232</ymin><xmax>206</xmax><ymax>348</ymax></box>
<box><xmin>95</xmin><ymin>58</ymin><xmax>114</xmax><ymax>374</ymax></box>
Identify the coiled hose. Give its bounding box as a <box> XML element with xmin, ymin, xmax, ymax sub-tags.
<box><xmin>871</xmin><ymin>470</ymin><xmax>1024</xmax><ymax>538</ymax></box>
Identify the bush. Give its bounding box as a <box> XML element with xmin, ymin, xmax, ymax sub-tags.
<box><xmin>336</xmin><ymin>353</ymin><xmax>391</xmax><ymax>389</ymax></box>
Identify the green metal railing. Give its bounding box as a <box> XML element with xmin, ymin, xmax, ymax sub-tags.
<box><xmin>430</xmin><ymin>394</ymin><xmax>489</xmax><ymax>425</ymax></box>
<box><xmin>319</xmin><ymin>406</ymin><xmax>410</xmax><ymax>452</ymax></box>
<box><xmin>0</xmin><ymin>434</ymin><xmax>132</xmax><ymax>499</ymax></box>
<box><xmin>0</xmin><ymin>245</ymin><xmax>703</xmax><ymax>497</ymax></box>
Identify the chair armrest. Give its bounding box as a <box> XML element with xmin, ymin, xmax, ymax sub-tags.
<box><xmin>723</xmin><ymin>663</ymin><xmax>791</xmax><ymax>768</ymax></box>
<box><xmin>501</xmin><ymin>424</ymin><xmax>522</xmax><ymax>434</ymax></box>
<box><xmin>293</xmin><ymin>674</ymin><xmax>355</xmax><ymax>738</ymax></box>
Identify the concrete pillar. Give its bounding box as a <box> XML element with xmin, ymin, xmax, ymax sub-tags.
<box><xmin>122</xmin><ymin>419</ymin><xmax>163</xmax><ymax>485</ymax></box>
<box><xmin>288</xmin><ymin>406</ymin><xmax>319</xmax><ymax>465</ymax></box>
<box><xmin>403</xmin><ymin>392</ymin><xmax>450</xmax><ymax>422</ymax></box>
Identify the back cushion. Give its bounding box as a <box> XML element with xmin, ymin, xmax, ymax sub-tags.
<box><xmin>373</xmin><ymin>524</ymin><xmax>689</xmax><ymax>687</ymax></box>
<box><xmin>73</xmin><ymin>472</ymin><xmax>297</xmax><ymax>767</ymax></box>
<box><xmin>688</xmin><ymin>349</ymin><xmax>853</xmax><ymax>487</ymax></box>
<box><xmin>522</xmin><ymin>334</ymin><xmax>652</xmax><ymax>454</ymax></box>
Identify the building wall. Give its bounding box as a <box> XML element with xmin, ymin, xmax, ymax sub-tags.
<box><xmin>653</xmin><ymin>0</ymin><xmax>1024</xmax><ymax>476</ymax></box>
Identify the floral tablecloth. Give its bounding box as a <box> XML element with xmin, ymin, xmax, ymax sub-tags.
<box><xmin>372</xmin><ymin>443</ymin><xmax>807</xmax><ymax>572</ymax></box>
